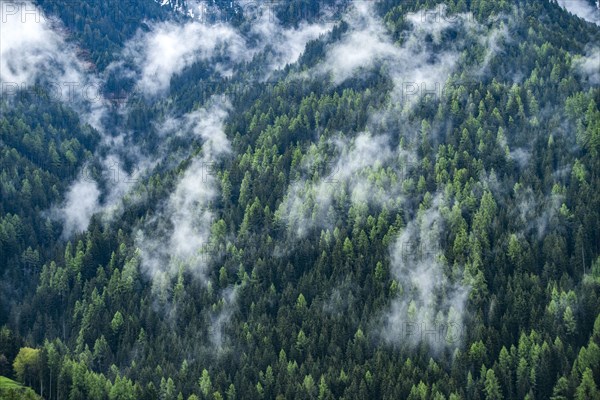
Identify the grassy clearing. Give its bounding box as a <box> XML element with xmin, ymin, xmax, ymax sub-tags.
<box><xmin>0</xmin><ymin>376</ymin><xmax>41</xmax><ymax>399</ymax></box>
<box><xmin>0</xmin><ymin>376</ymin><xmax>22</xmax><ymax>389</ymax></box>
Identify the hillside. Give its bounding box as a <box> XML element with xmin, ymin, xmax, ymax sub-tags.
<box><xmin>0</xmin><ymin>376</ymin><xmax>42</xmax><ymax>400</ymax></box>
<box><xmin>1</xmin><ymin>0</ymin><xmax>599</xmax><ymax>399</ymax></box>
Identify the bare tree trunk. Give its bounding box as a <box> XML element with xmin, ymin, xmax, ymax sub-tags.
<box><xmin>61</xmin><ymin>295</ymin><xmax>66</xmax><ymax>341</ymax></box>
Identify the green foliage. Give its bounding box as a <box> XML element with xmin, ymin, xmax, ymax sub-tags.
<box><xmin>2</xmin><ymin>1</ymin><xmax>600</xmax><ymax>399</ymax></box>
<box><xmin>0</xmin><ymin>376</ymin><xmax>42</xmax><ymax>400</ymax></box>
<box><xmin>12</xmin><ymin>348</ymin><xmax>40</xmax><ymax>386</ymax></box>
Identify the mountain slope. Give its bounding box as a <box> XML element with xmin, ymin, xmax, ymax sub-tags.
<box><xmin>0</xmin><ymin>0</ymin><xmax>599</xmax><ymax>399</ymax></box>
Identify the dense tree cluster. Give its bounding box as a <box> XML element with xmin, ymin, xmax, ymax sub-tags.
<box><xmin>1</xmin><ymin>0</ymin><xmax>599</xmax><ymax>399</ymax></box>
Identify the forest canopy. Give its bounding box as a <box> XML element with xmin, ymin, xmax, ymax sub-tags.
<box><xmin>1</xmin><ymin>0</ymin><xmax>599</xmax><ymax>399</ymax></box>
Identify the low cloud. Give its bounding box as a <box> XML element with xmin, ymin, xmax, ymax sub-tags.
<box><xmin>509</xmin><ymin>147</ymin><xmax>532</xmax><ymax>169</ymax></box>
<box><xmin>0</xmin><ymin>2</ymin><xmax>80</xmax><ymax>87</ymax></box>
<box><xmin>514</xmin><ymin>186</ymin><xmax>565</xmax><ymax>239</ymax></box>
<box><xmin>0</xmin><ymin>1</ymin><xmax>107</xmax><ymax>127</ymax></box>
<box><xmin>276</xmin><ymin>4</ymin><xmax>491</xmax><ymax>239</ymax></box>
<box><xmin>249</xmin><ymin>16</ymin><xmax>333</xmax><ymax>79</ymax></box>
<box><xmin>315</xmin><ymin>3</ymin><xmax>400</xmax><ymax>84</ymax></box>
<box><xmin>134</xmin><ymin>98</ymin><xmax>242</xmax><ymax>349</ymax></box>
<box><xmin>380</xmin><ymin>195</ymin><xmax>469</xmax><ymax>352</ymax></box>
<box><xmin>209</xmin><ymin>285</ymin><xmax>241</xmax><ymax>351</ymax></box>
<box><xmin>574</xmin><ymin>47</ymin><xmax>600</xmax><ymax>85</ymax></box>
<box><xmin>112</xmin><ymin>4</ymin><xmax>334</xmax><ymax>95</ymax></box>
<box><xmin>0</xmin><ymin>1</ymin><xmax>135</xmax><ymax>235</ymax></box>
<box><xmin>311</xmin><ymin>2</ymin><xmax>479</xmax><ymax>111</ymax></box>
<box><xmin>275</xmin><ymin>4</ymin><xmax>504</xmax><ymax>353</ymax></box>
<box><xmin>116</xmin><ymin>21</ymin><xmax>249</xmax><ymax>95</ymax></box>
<box><xmin>136</xmin><ymin>98</ymin><xmax>231</xmax><ymax>285</ymax></box>
<box><xmin>275</xmin><ymin>132</ymin><xmax>400</xmax><ymax>238</ymax></box>
<box><xmin>556</xmin><ymin>0</ymin><xmax>600</xmax><ymax>25</ymax></box>
<box><xmin>55</xmin><ymin>178</ymin><xmax>101</xmax><ymax>237</ymax></box>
